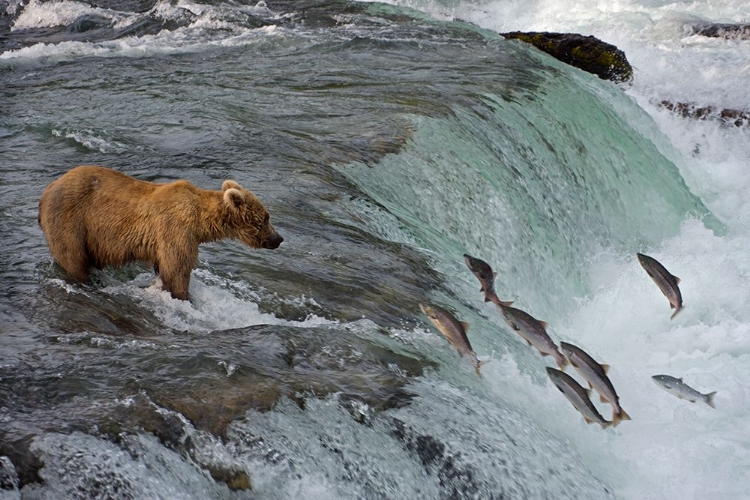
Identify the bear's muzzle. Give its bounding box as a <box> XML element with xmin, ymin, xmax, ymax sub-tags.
<box><xmin>262</xmin><ymin>232</ymin><xmax>283</xmax><ymax>249</ymax></box>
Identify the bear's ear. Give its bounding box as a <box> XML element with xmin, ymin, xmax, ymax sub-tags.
<box><xmin>222</xmin><ymin>180</ymin><xmax>242</xmax><ymax>191</ymax></box>
<box><xmin>224</xmin><ymin>188</ymin><xmax>245</xmax><ymax>209</ymax></box>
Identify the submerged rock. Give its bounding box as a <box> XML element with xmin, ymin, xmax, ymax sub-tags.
<box><xmin>501</xmin><ymin>31</ymin><xmax>633</xmax><ymax>83</ymax></box>
<box><xmin>690</xmin><ymin>23</ymin><xmax>750</xmax><ymax>39</ymax></box>
<box><xmin>0</xmin><ymin>456</ymin><xmax>20</xmax><ymax>491</ymax></box>
<box><xmin>659</xmin><ymin>100</ymin><xmax>750</xmax><ymax>127</ymax></box>
<box><xmin>0</xmin><ymin>437</ymin><xmax>43</xmax><ymax>489</ymax></box>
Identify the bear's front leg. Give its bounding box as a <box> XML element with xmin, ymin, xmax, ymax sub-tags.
<box><xmin>157</xmin><ymin>252</ymin><xmax>198</xmax><ymax>300</ymax></box>
<box><xmin>156</xmin><ymin>244</ymin><xmax>197</xmax><ymax>301</ymax></box>
<box><xmin>158</xmin><ymin>265</ymin><xmax>191</xmax><ymax>300</ymax></box>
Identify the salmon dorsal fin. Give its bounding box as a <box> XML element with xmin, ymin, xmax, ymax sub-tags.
<box><xmin>539</xmin><ymin>320</ymin><xmax>548</xmax><ymax>330</ymax></box>
<box><xmin>600</xmin><ymin>364</ymin><xmax>610</xmax><ymax>374</ymax></box>
<box><xmin>461</xmin><ymin>321</ymin><xmax>470</xmax><ymax>332</ymax></box>
<box><xmin>673</xmin><ymin>275</ymin><xmax>681</xmax><ymax>285</ymax></box>
<box><xmin>584</xmin><ymin>388</ymin><xmax>592</xmax><ymax>398</ymax></box>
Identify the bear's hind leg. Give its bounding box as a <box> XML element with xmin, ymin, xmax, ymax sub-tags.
<box><xmin>49</xmin><ymin>240</ymin><xmax>91</xmax><ymax>283</ymax></box>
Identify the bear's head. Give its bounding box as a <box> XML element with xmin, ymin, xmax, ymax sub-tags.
<box><xmin>222</xmin><ymin>180</ymin><xmax>283</xmax><ymax>250</ymax></box>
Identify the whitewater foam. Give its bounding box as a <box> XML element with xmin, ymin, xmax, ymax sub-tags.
<box><xmin>11</xmin><ymin>0</ymin><xmax>122</xmax><ymax>30</ymax></box>
<box><xmin>97</xmin><ymin>269</ymin><xmax>337</xmax><ymax>333</ymax></box>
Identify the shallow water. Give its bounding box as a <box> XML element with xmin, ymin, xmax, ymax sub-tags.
<box><xmin>1</xmin><ymin>0</ymin><xmax>749</xmax><ymax>498</ymax></box>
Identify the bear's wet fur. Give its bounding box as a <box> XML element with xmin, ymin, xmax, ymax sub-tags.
<box><xmin>39</xmin><ymin>165</ymin><xmax>282</xmax><ymax>300</ymax></box>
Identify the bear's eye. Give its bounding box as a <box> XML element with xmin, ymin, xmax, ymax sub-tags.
<box><xmin>263</xmin><ymin>213</ymin><xmax>270</xmax><ymax>225</ymax></box>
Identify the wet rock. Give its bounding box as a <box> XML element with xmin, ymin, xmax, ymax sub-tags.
<box><xmin>659</xmin><ymin>100</ymin><xmax>750</xmax><ymax>127</ymax></box>
<box><xmin>501</xmin><ymin>31</ymin><xmax>633</xmax><ymax>83</ymax></box>
<box><xmin>74</xmin><ymin>0</ymin><xmax>158</xmax><ymax>13</ymax></box>
<box><xmin>388</xmin><ymin>418</ymin><xmax>482</xmax><ymax>500</ymax></box>
<box><xmin>204</xmin><ymin>465</ymin><xmax>251</xmax><ymax>491</ymax></box>
<box><xmin>146</xmin><ymin>382</ymin><xmax>282</xmax><ymax>439</ymax></box>
<box><xmin>690</xmin><ymin>23</ymin><xmax>750</xmax><ymax>39</ymax></box>
<box><xmin>98</xmin><ymin>394</ymin><xmax>253</xmax><ymax>491</ymax></box>
<box><xmin>65</xmin><ymin>14</ymin><xmax>112</xmax><ymax>34</ymax></box>
<box><xmin>0</xmin><ymin>456</ymin><xmax>20</xmax><ymax>491</ymax></box>
<box><xmin>0</xmin><ymin>437</ymin><xmax>43</xmax><ymax>488</ymax></box>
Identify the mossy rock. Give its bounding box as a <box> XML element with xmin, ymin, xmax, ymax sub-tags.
<box><xmin>501</xmin><ymin>31</ymin><xmax>633</xmax><ymax>83</ymax></box>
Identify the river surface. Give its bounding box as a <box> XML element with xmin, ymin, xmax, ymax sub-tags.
<box><xmin>1</xmin><ymin>0</ymin><xmax>749</xmax><ymax>498</ymax></box>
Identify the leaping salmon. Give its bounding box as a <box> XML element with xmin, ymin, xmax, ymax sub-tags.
<box><xmin>420</xmin><ymin>303</ymin><xmax>484</xmax><ymax>375</ymax></box>
<box><xmin>637</xmin><ymin>253</ymin><xmax>683</xmax><ymax>319</ymax></box>
<box><xmin>546</xmin><ymin>367</ymin><xmax>612</xmax><ymax>429</ymax></box>
<box><xmin>463</xmin><ymin>254</ymin><xmax>499</xmax><ymax>302</ymax></box>
<box><xmin>652</xmin><ymin>374</ymin><xmax>716</xmax><ymax>408</ymax></box>
<box><xmin>494</xmin><ymin>303</ymin><xmax>567</xmax><ymax>369</ymax></box>
<box><xmin>560</xmin><ymin>342</ymin><xmax>631</xmax><ymax>426</ymax></box>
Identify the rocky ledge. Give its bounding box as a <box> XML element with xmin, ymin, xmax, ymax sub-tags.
<box><xmin>659</xmin><ymin>100</ymin><xmax>750</xmax><ymax>128</ymax></box>
<box><xmin>689</xmin><ymin>23</ymin><xmax>750</xmax><ymax>40</ymax></box>
<box><xmin>501</xmin><ymin>31</ymin><xmax>633</xmax><ymax>83</ymax></box>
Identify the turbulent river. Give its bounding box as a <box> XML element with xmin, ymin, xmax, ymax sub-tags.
<box><xmin>1</xmin><ymin>0</ymin><xmax>749</xmax><ymax>498</ymax></box>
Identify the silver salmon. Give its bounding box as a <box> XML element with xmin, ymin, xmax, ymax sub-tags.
<box><xmin>420</xmin><ymin>303</ymin><xmax>483</xmax><ymax>375</ymax></box>
<box><xmin>560</xmin><ymin>342</ymin><xmax>631</xmax><ymax>426</ymax></box>
<box><xmin>495</xmin><ymin>303</ymin><xmax>567</xmax><ymax>369</ymax></box>
<box><xmin>546</xmin><ymin>367</ymin><xmax>612</xmax><ymax>429</ymax></box>
<box><xmin>463</xmin><ymin>254</ymin><xmax>498</xmax><ymax>302</ymax></box>
<box><xmin>652</xmin><ymin>374</ymin><xmax>716</xmax><ymax>408</ymax></box>
<box><xmin>637</xmin><ymin>253</ymin><xmax>683</xmax><ymax>319</ymax></box>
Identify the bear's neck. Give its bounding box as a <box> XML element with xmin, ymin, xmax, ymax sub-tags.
<box><xmin>197</xmin><ymin>191</ymin><xmax>230</xmax><ymax>244</ymax></box>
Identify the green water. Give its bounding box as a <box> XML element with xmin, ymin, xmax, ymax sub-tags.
<box><xmin>336</xmin><ymin>54</ymin><xmax>717</xmax><ymax>315</ymax></box>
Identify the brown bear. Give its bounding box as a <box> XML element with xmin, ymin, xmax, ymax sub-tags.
<box><xmin>38</xmin><ymin>165</ymin><xmax>283</xmax><ymax>300</ymax></box>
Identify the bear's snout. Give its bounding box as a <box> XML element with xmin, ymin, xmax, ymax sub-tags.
<box><xmin>262</xmin><ymin>232</ymin><xmax>283</xmax><ymax>249</ymax></box>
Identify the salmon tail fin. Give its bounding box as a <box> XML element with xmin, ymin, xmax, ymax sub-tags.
<box><xmin>612</xmin><ymin>409</ymin><xmax>632</xmax><ymax>427</ymax></box>
<box><xmin>670</xmin><ymin>305</ymin><xmax>683</xmax><ymax>320</ymax></box>
<box><xmin>475</xmin><ymin>359</ymin><xmax>488</xmax><ymax>377</ymax></box>
<box><xmin>705</xmin><ymin>392</ymin><xmax>717</xmax><ymax>409</ymax></box>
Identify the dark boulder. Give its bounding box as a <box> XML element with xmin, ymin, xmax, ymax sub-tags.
<box><xmin>659</xmin><ymin>100</ymin><xmax>750</xmax><ymax>127</ymax></box>
<box><xmin>690</xmin><ymin>23</ymin><xmax>750</xmax><ymax>39</ymax></box>
<box><xmin>501</xmin><ymin>31</ymin><xmax>633</xmax><ymax>83</ymax></box>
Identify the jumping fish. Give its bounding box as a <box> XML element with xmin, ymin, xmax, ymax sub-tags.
<box><xmin>495</xmin><ymin>303</ymin><xmax>567</xmax><ymax>369</ymax></box>
<box><xmin>637</xmin><ymin>253</ymin><xmax>683</xmax><ymax>319</ymax></box>
<box><xmin>560</xmin><ymin>342</ymin><xmax>631</xmax><ymax>426</ymax></box>
<box><xmin>546</xmin><ymin>367</ymin><xmax>612</xmax><ymax>429</ymax></box>
<box><xmin>420</xmin><ymin>303</ymin><xmax>483</xmax><ymax>375</ymax></box>
<box><xmin>652</xmin><ymin>374</ymin><xmax>716</xmax><ymax>408</ymax></box>
<box><xmin>463</xmin><ymin>254</ymin><xmax>499</xmax><ymax>302</ymax></box>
